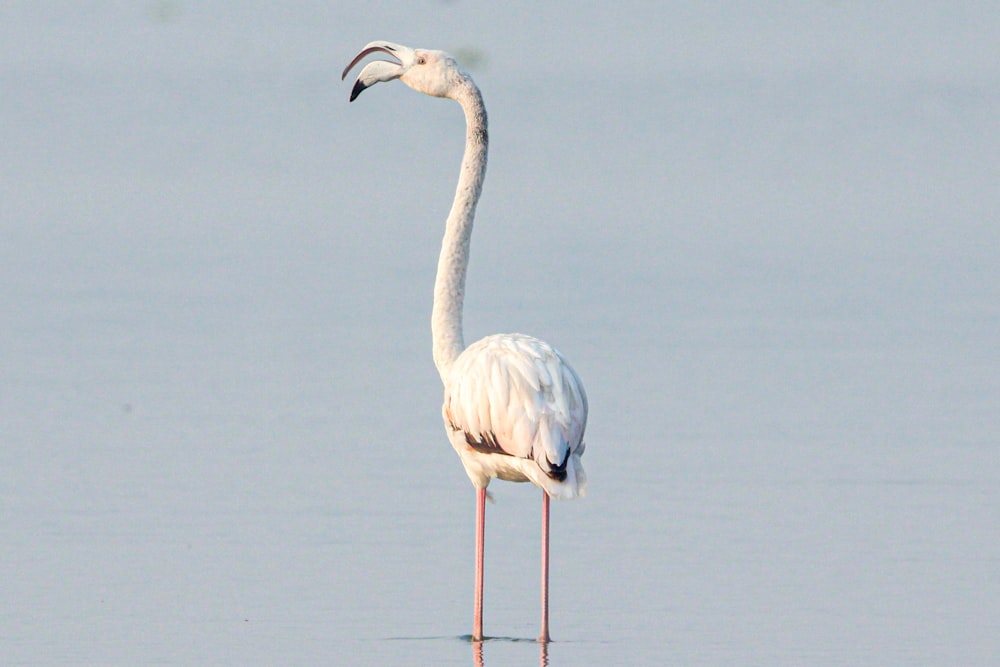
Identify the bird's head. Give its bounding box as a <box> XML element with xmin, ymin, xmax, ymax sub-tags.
<box><xmin>342</xmin><ymin>41</ymin><xmax>466</xmax><ymax>102</ymax></box>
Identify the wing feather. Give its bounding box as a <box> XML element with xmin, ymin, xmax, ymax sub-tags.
<box><xmin>444</xmin><ymin>333</ymin><xmax>587</xmax><ymax>480</ymax></box>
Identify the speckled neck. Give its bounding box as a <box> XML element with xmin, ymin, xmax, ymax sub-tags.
<box><xmin>431</xmin><ymin>76</ymin><xmax>488</xmax><ymax>381</ymax></box>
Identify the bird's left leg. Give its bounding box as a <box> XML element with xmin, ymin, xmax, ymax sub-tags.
<box><xmin>473</xmin><ymin>486</ymin><xmax>487</xmax><ymax>641</ymax></box>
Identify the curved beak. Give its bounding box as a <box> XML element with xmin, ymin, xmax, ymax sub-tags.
<box><xmin>341</xmin><ymin>41</ymin><xmax>416</xmax><ymax>102</ymax></box>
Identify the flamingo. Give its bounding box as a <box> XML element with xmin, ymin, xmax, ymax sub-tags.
<box><xmin>342</xmin><ymin>41</ymin><xmax>587</xmax><ymax>643</ymax></box>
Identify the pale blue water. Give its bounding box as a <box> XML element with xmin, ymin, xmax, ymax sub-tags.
<box><xmin>2</xmin><ymin>3</ymin><xmax>999</xmax><ymax>665</ymax></box>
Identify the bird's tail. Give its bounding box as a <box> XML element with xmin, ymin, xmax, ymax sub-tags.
<box><xmin>545</xmin><ymin>452</ymin><xmax>586</xmax><ymax>499</ymax></box>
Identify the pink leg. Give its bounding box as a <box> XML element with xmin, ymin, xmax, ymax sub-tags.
<box><xmin>473</xmin><ymin>486</ymin><xmax>487</xmax><ymax>641</ymax></box>
<box><xmin>538</xmin><ymin>490</ymin><xmax>551</xmax><ymax>643</ymax></box>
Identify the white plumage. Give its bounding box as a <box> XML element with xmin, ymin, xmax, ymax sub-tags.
<box><xmin>444</xmin><ymin>333</ymin><xmax>587</xmax><ymax>498</ymax></box>
<box><xmin>343</xmin><ymin>40</ymin><xmax>587</xmax><ymax>643</ymax></box>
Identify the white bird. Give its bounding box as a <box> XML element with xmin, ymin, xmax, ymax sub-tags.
<box><xmin>342</xmin><ymin>41</ymin><xmax>587</xmax><ymax>643</ymax></box>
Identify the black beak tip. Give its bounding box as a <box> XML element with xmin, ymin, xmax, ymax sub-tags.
<box><xmin>349</xmin><ymin>80</ymin><xmax>367</xmax><ymax>102</ymax></box>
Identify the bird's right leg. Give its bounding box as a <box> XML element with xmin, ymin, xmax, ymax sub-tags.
<box><xmin>473</xmin><ymin>486</ymin><xmax>487</xmax><ymax>641</ymax></box>
<box><xmin>538</xmin><ymin>490</ymin><xmax>551</xmax><ymax>643</ymax></box>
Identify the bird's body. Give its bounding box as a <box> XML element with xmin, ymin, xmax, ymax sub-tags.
<box><xmin>444</xmin><ymin>333</ymin><xmax>587</xmax><ymax>497</ymax></box>
<box><xmin>343</xmin><ymin>41</ymin><xmax>587</xmax><ymax>643</ymax></box>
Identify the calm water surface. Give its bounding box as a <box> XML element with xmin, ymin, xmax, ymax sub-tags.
<box><xmin>2</xmin><ymin>3</ymin><xmax>998</xmax><ymax>665</ymax></box>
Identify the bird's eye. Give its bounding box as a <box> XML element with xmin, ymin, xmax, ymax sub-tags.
<box><xmin>416</xmin><ymin>55</ymin><xmax>426</xmax><ymax>65</ymax></box>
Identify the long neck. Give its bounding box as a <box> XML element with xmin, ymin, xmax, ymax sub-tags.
<box><xmin>432</xmin><ymin>77</ymin><xmax>488</xmax><ymax>382</ymax></box>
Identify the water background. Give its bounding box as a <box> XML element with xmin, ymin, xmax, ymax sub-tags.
<box><xmin>2</xmin><ymin>2</ymin><xmax>999</xmax><ymax>665</ymax></box>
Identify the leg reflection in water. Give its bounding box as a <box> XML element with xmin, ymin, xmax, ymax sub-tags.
<box><xmin>471</xmin><ymin>638</ymin><xmax>549</xmax><ymax>667</ymax></box>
